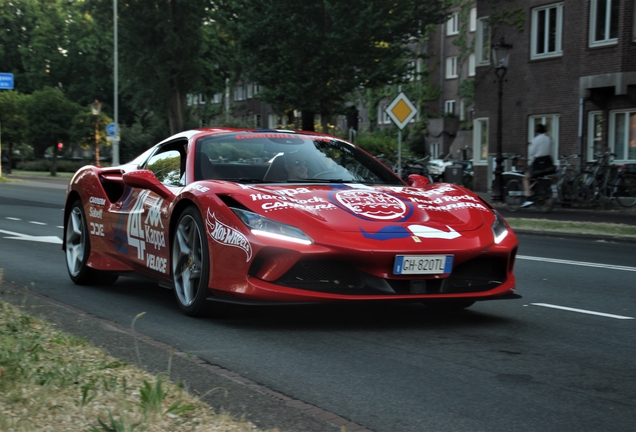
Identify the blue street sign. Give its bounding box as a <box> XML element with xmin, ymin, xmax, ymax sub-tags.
<box><xmin>106</xmin><ymin>123</ymin><xmax>119</xmax><ymax>136</ymax></box>
<box><xmin>0</xmin><ymin>73</ymin><xmax>14</xmax><ymax>90</ymax></box>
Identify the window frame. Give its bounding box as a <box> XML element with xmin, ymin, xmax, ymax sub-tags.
<box><xmin>445</xmin><ymin>56</ymin><xmax>458</xmax><ymax>79</ymax></box>
<box><xmin>531</xmin><ymin>3</ymin><xmax>564</xmax><ymax>60</ymax></box>
<box><xmin>473</xmin><ymin>118</ymin><xmax>489</xmax><ymax>166</ymax></box>
<box><xmin>445</xmin><ymin>100</ymin><xmax>456</xmax><ymax>116</ymax></box>
<box><xmin>475</xmin><ymin>17</ymin><xmax>491</xmax><ymax>66</ymax></box>
<box><xmin>469</xmin><ymin>8</ymin><xmax>477</xmax><ymax>32</ymax></box>
<box><xmin>378</xmin><ymin>103</ymin><xmax>392</xmax><ymax>125</ymax></box>
<box><xmin>587</xmin><ymin>111</ymin><xmax>604</xmax><ymax>162</ymax></box>
<box><xmin>589</xmin><ymin>0</ymin><xmax>619</xmax><ymax>47</ymax></box>
<box><xmin>528</xmin><ymin>114</ymin><xmax>560</xmax><ymax>162</ymax></box>
<box><xmin>447</xmin><ymin>12</ymin><xmax>459</xmax><ymax>36</ymax></box>
<box><xmin>608</xmin><ymin>109</ymin><xmax>636</xmax><ymax>163</ymax></box>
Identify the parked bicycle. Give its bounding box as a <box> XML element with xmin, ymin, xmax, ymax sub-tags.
<box><xmin>573</xmin><ymin>152</ymin><xmax>636</xmax><ymax>208</ymax></box>
<box><xmin>555</xmin><ymin>154</ymin><xmax>581</xmax><ymax>204</ymax></box>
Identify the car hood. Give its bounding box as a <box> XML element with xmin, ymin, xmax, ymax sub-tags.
<box><xmin>220</xmin><ymin>182</ymin><xmax>491</xmax><ymax>234</ymax></box>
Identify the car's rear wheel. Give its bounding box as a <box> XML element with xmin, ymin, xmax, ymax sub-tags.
<box><xmin>65</xmin><ymin>200</ymin><xmax>118</xmax><ymax>285</ymax></box>
<box><xmin>421</xmin><ymin>300</ymin><xmax>475</xmax><ymax>311</ymax></box>
<box><xmin>172</xmin><ymin>206</ymin><xmax>210</xmax><ymax>317</ymax></box>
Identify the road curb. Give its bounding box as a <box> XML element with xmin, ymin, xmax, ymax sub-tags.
<box><xmin>511</xmin><ymin>229</ymin><xmax>636</xmax><ymax>244</ymax></box>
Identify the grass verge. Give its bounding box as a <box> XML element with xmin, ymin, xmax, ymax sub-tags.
<box><xmin>506</xmin><ymin>218</ymin><xmax>636</xmax><ymax>238</ymax></box>
<box><xmin>0</xmin><ymin>296</ymin><xmax>268</xmax><ymax>432</ymax></box>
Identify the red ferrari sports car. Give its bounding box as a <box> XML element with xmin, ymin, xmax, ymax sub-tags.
<box><xmin>63</xmin><ymin>128</ymin><xmax>519</xmax><ymax>316</ymax></box>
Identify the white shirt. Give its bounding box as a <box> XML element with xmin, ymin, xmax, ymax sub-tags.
<box><xmin>528</xmin><ymin>133</ymin><xmax>552</xmax><ymax>161</ymax></box>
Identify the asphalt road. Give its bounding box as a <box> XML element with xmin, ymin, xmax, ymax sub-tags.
<box><xmin>1</xmin><ymin>178</ymin><xmax>635</xmax><ymax>432</ymax></box>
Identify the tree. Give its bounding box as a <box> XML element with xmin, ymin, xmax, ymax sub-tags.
<box><xmin>0</xmin><ymin>91</ymin><xmax>29</xmax><ymax>159</ymax></box>
<box><xmin>25</xmin><ymin>87</ymin><xmax>82</xmax><ymax>158</ymax></box>
<box><xmin>220</xmin><ymin>0</ymin><xmax>449</xmax><ymax>131</ymax></box>
<box><xmin>102</xmin><ymin>0</ymin><xmax>231</xmax><ymax>135</ymax></box>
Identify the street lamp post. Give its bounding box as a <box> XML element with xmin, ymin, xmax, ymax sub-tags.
<box><xmin>490</xmin><ymin>36</ymin><xmax>512</xmax><ymax>202</ymax></box>
<box><xmin>91</xmin><ymin>99</ymin><xmax>102</xmax><ymax>167</ymax></box>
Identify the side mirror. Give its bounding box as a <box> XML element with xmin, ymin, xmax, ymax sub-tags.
<box><xmin>122</xmin><ymin>170</ymin><xmax>173</xmax><ymax>198</ymax></box>
<box><xmin>407</xmin><ymin>174</ymin><xmax>431</xmax><ymax>187</ymax></box>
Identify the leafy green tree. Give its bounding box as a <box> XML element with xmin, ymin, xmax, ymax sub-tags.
<box><xmin>91</xmin><ymin>0</ymin><xmax>231</xmax><ymax>135</ymax></box>
<box><xmin>0</xmin><ymin>91</ymin><xmax>29</xmax><ymax>158</ymax></box>
<box><xmin>220</xmin><ymin>0</ymin><xmax>449</xmax><ymax>131</ymax></box>
<box><xmin>25</xmin><ymin>87</ymin><xmax>82</xmax><ymax>157</ymax></box>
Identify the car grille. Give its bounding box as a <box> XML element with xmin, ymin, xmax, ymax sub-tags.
<box><xmin>271</xmin><ymin>257</ymin><xmax>508</xmax><ymax>295</ymax></box>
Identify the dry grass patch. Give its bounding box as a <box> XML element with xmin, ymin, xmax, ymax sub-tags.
<box><xmin>0</xmin><ymin>300</ymin><xmax>269</xmax><ymax>432</ymax></box>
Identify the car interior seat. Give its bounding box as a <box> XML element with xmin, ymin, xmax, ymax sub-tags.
<box><xmin>197</xmin><ymin>155</ymin><xmax>216</xmax><ymax>180</ymax></box>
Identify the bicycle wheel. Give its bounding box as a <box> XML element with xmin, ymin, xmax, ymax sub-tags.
<box><xmin>573</xmin><ymin>172</ymin><xmax>597</xmax><ymax>205</ymax></box>
<box><xmin>615</xmin><ymin>174</ymin><xmax>636</xmax><ymax>208</ymax></box>
<box><xmin>504</xmin><ymin>179</ymin><xmax>524</xmax><ymax>212</ymax></box>
<box><xmin>535</xmin><ymin>179</ymin><xmax>554</xmax><ymax>213</ymax></box>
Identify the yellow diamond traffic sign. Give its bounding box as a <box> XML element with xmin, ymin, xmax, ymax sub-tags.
<box><xmin>385</xmin><ymin>92</ymin><xmax>418</xmax><ymax>130</ymax></box>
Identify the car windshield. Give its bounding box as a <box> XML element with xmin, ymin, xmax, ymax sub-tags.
<box><xmin>195</xmin><ymin>132</ymin><xmax>403</xmax><ymax>185</ymax></box>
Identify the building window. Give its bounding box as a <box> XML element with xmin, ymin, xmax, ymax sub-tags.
<box><xmin>473</xmin><ymin>118</ymin><xmax>489</xmax><ymax>165</ymax></box>
<box><xmin>459</xmin><ymin>100</ymin><xmax>466</xmax><ymax>121</ymax></box>
<box><xmin>212</xmin><ymin>93</ymin><xmax>222</xmax><ymax>104</ymax></box>
<box><xmin>405</xmin><ymin>60</ymin><xmax>419</xmax><ymax>81</ymax></box>
<box><xmin>590</xmin><ymin>0</ymin><xmax>619</xmax><ymax>47</ymax></box>
<box><xmin>469</xmin><ymin>8</ymin><xmax>477</xmax><ymax>32</ymax></box>
<box><xmin>447</xmin><ymin>12</ymin><xmax>459</xmax><ymax>35</ymax></box>
<box><xmin>528</xmin><ymin>114</ymin><xmax>560</xmax><ymax>160</ymax></box>
<box><xmin>378</xmin><ymin>103</ymin><xmax>391</xmax><ymax>125</ymax></box>
<box><xmin>475</xmin><ymin>17</ymin><xmax>490</xmax><ymax>66</ymax></box>
<box><xmin>247</xmin><ymin>84</ymin><xmax>253</xmax><ymax>99</ymax></box>
<box><xmin>609</xmin><ymin>110</ymin><xmax>636</xmax><ymax>162</ymax></box>
<box><xmin>233</xmin><ymin>86</ymin><xmax>245</xmax><ymax>101</ymax></box>
<box><xmin>430</xmin><ymin>142</ymin><xmax>441</xmax><ymax>159</ymax></box>
<box><xmin>446</xmin><ymin>56</ymin><xmax>458</xmax><ymax>79</ymax></box>
<box><xmin>531</xmin><ymin>3</ymin><xmax>563</xmax><ymax>59</ymax></box>
<box><xmin>587</xmin><ymin>111</ymin><xmax>604</xmax><ymax>161</ymax></box>
<box><xmin>468</xmin><ymin>53</ymin><xmax>476</xmax><ymax>77</ymax></box>
<box><xmin>445</xmin><ymin>100</ymin><xmax>455</xmax><ymax>115</ymax></box>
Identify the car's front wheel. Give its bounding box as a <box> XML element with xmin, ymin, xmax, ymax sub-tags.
<box><xmin>65</xmin><ymin>200</ymin><xmax>118</xmax><ymax>285</ymax></box>
<box><xmin>172</xmin><ymin>206</ymin><xmax>211</xmax><ymax>317</ymax></box>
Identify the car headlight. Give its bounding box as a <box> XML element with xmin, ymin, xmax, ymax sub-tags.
<box><xmin>231</xmin><ymin>208</ymin><xmax>313</xmax><ymax>245</ymax></box>
<box><xmin>491</xmin><ymin>210</ymin><xmax>509</xmax><ymax>244</ymax></box>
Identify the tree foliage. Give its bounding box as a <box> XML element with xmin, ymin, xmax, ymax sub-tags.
<box><xmin>102</xmin><ymin>0</ymin><xmax>230</xmax><ymax>134</ymax></box>
<box><xmin>25</xmin><ymin>87</ymin><xmax>82</xmax><ymax>157</ymax></box>
<box><xmin>219</xmin><ymin>0</ymin><xmax>450</xmax><ymax>130</ymax></box>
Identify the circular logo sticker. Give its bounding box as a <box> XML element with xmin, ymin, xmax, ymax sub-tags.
<box><xmin>334</xmin><ymin>190</ymin><xmax>408</xmax><ymax>220</ymax></box>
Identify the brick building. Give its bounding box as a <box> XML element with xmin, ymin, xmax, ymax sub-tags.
<box><xmin>472</xmin><ymin>0</ymin><xmax>636</xmax><ymax>192</ymax></box>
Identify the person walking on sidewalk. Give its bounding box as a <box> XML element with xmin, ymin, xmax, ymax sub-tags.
<box><xmin>522</xmin><ymin>124</ymin><xmax>554</xmax><ymax>208</ymax></box>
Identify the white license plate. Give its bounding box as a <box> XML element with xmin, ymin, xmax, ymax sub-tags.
<box><xmin>393</xmin><ymin>255</ymin><xmax>454</xmax><ymax>275</ymax></box>
<box><xmin>508</xmin><ymin>190</ymin><xmax>525</xmax><ymax>197</ymax></box>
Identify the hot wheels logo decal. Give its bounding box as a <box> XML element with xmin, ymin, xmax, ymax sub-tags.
<box><xmin>333</xmin><ymin>190</ymin><xmax>412</xmax><ymax>221</ymax></box>
<box><xmin>206</xmin><ymin>209</ymin><xmax>252</xmax><ymax>262</ymax></box>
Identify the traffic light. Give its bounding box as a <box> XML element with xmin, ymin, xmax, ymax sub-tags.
<box><xmin>57</xmin><ymin>142</ymin><xmax>63</xmax><ymax>150</ymax></box>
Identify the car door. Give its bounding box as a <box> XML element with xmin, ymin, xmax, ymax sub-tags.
<box><xmin>112</xmin><ymin>141</ymin><xmax>186</xmax><ymax>278</ymax></box>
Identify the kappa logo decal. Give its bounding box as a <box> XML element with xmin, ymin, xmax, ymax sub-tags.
<box><xmin>206</xmin><ymin>209</ymin><xmax>252</xmax><ymax>261</ymax></box>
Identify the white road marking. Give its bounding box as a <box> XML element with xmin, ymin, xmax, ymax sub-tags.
<box><xmin>29</xmin><ymin>221</ymin><xmax>47</xmax><ymax>225</ymax></box>
<box><xmin>0</xmin><ymin>228</ymin><xmax>62</xmax><ymax>244</ymax></box>
<box><xmin>518</xmin><ymin>255</ymin><xmax>636</xmax><ymax>272</ymax></box>
<box><xmin>531</xmin><ymin>303</ymin><xmax>634</xmax><ymax>320</ymax></box>
<box><xmin>5</xmin><ymin>217</ymin><xmax>20</xmax><ymax>221</ymax></box>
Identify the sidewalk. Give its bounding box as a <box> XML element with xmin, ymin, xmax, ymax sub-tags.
<box><xmin>478</xmin><ymin>191</ymin><xmax>636</xmax><ymax>227</ymax></box>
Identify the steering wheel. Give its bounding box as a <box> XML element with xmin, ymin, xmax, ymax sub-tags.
<box><xmin>312</xmin><ymin>170</ymin><xmax>337</xmax><ymax>179</ymax></box>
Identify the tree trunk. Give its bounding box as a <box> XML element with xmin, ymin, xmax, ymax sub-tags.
<box><xmin>168</xmin><ymin>88</ymin><xmax>186</xmax><ymax>135</ymax></box>
<box><xmin>301</xmin><ymin>111</ymin><xmax>315</xmax><ymax>131</ymax></box>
